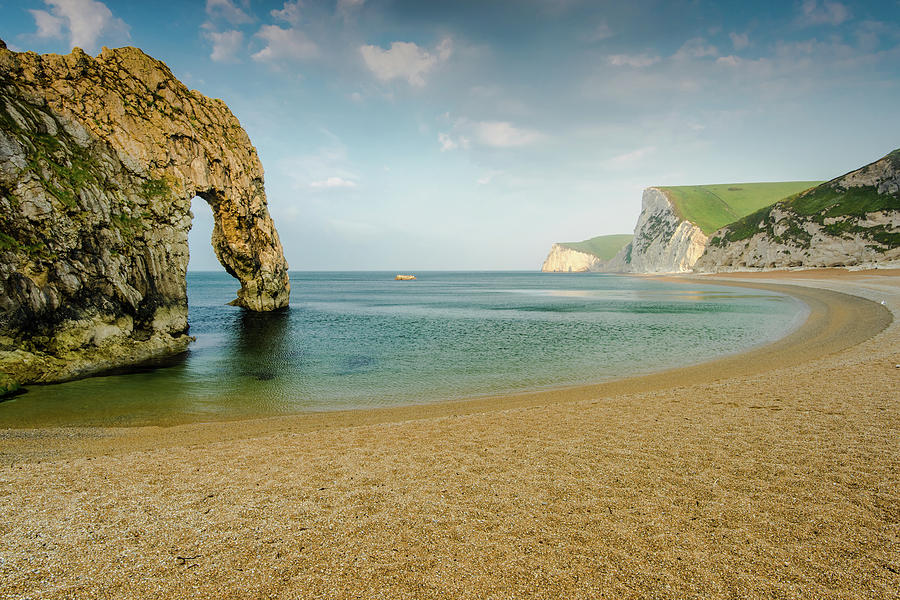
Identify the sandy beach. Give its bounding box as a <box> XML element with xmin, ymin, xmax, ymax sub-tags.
<box><xmin>1</xmin><ymin>270</ymin><xmax>898</xmax><ymax>599</ymax></box>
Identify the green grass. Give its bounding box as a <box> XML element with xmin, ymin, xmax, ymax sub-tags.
<box><xmin>657</xmin><ymin>182</ymin><xmax>823</xmax><ymax>234</ymax></box>
<box><xmin>559</xmin><ymin>234</ymin><xmax>633</xmax><ymax>260</ymax></box>
<box><xmin>711</xmin><ymin>148</ymin><xmax>900</xmax><ymax>246</ymax></box>
<box><xmin>786</xmin><ymin>184</ymin><xmax>899</xmax><ymax>217</ymax></box>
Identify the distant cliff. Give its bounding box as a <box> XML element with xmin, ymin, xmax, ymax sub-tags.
<box><xmin>541</xmin><ymin>234</ymin><xmax>632</xmax><ymax>272</ymax></box>
<box><xmin>0</xmin><ymin>43</ymin><xmax>290</xmax><ymax>384</ymax></box>
<box><xmin>696</xmin><ymin>149</ymin><xmax>900</xmax><ymax>271</ymax></box>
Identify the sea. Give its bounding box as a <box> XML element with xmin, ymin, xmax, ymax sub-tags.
<box><xmin>0</xmin><ymin>271</ymin><xmax>807</xmax><ymax>428</ymax></box>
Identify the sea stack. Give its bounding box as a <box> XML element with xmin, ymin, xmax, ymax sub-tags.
<box><xmin>0</xmin><ymin>43</ymin><xmax>290</xmax><ymax>383</ymax></box>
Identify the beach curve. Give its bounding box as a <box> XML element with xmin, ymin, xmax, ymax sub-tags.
<box><xmin>1</xmin><ymin>270</ymin><xmax>897</xmax><ymax>598</ymax></box>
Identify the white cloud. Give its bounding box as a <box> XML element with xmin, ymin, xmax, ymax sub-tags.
<box><xmin>271</xmin><ymin>1</ymin><xmax>302</xmax><ymax>26</ymax></box>
<box><xmin>440</xmin><ymin>117</ymin><xmax>541</xmax><ymax>150</ymax></box>
<box><xmin>729</xmin><ymin>32</ymin><xmax>749</xmax><ymax>50</ymax></box>
<box><xmin>438</xmin><ymin>132</ymin><xmax>471</xmax><ymax>151</ymax></box>
<box><xmin>582</xmin><ymin>21</ymin><xmax>613</xmax><ymax>43</ymax></box>
<box><xmin>437</xmin><ymin>133</ymin><xmax>456</xmax><ymax>151</ymax></box>
<box><xmin>605</xmin><ymin>146</ymin><xmax>656</xmax><ymax>169</ymax></box>
<box><xmin>310</xmin><ymin>177</ymin><xmax>357</xmax><ymax>189</ymax></box>
<box><xmin>280</xmin><ymin>133</ymin><xmax>360</xmax><ymax>191</ymax></box>
<box><xmin>206</xmin><ymin>0</ymin><xmax>253</xmax><ymax>25</ymax></box>
<box><xmin>29</xmin><ymin>9</ymin><xmax>64</xmax><ymax>39</ymax></box>
<box><xmin>799</xmin><ymin>0</ymin><xmax>851</xmax><ymax>26</ymax></box>
<box><xmin>206</xmin><ymin>30</ymin><xmax>243</xmax><ymax>62</ymax></box>
<box><xmin>473</xmin><ymin>121</ymin><xmax>543</xmax><ymax>148</ymax></box>
<box><xmin>673</xmin><ymin>38</ymin><xmax>718</xmax><ymax>60</ymax></box>
<box><xmin>252</xmin><ymin>25</ymin><xmax>318</xmax><ymax>62</ymax></box>
<box><xmin>477</xmin><ymin>170</ymin><xmax>503</xmax><ymax>185</ymax></box>
<box><xmin>29</xmin><ymin>0</ymin><xmax>129</xmax><ymax>52</ymax></box>
<box><xmin>716</xmin><ymin>55</ymin><xmax>742</xmax><ymax>67</ymax></box>
<box><xmin>360</xmin><ymin>37</ymin><xmax>453</xmax><ymax>87</ymax></box>
<box><xmin>608</xmin><ymin>53</ymin><xmax>661</xmax><ymax>68</ymax></box>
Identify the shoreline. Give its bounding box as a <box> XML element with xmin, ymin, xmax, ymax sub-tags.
<box><xmin>2</xmin><ymin>269</ymin><xmax>898</xmax><ymax>598</ymax></box>
<box><xmin>0</xmin><ymin>270</ymin><xmax>892</xmax><ymax>463</ymax></box>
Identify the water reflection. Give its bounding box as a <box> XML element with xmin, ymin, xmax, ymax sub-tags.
<box><xmin>0</xmin><ymin>273</ymin><xmax>806</xmax><ymax>428</ymax></box>
<box><xmin>229</xmin><ymin>308</ymin><xmax>292</xmax><ymax>382</ymax></box>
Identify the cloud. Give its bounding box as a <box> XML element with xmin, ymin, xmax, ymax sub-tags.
<box><xmin>310</xmin><ymin>177</ymin><xmax>357</xmax><ymax>189</ymax></box>
<box><xmin>252</xmin><ymin>25</ymin><xmax>318</xmax><ymax>62</ymax></box>
<box><xmin>206</xmin><ymin>0</ymin><xmax>253</xmax><ymax>25</ymax></box>
<box><xmin>360</xmin><ymin>37</ymin><xmax>453</xmax><ymax>87</ymax></box>
<box><xmin>438</xmin><ymin>133</ymin><xmax>457</xmax><ymax>151</ymax></box>
<box><xmin>271</xmin><ymin>1</ymin><xmax>302</xmax><ymax>26</ymax></box>
<box><xmin>438</xmin><ymin>132</ymin><xmax>470</xmax><ymax>151</ymax></box>
<box><xmin>582</xmin><ymin>21</ymin><xmax>613</xmax><ymax>43</ymax></box>
<box><xmin>472</xmin><ymin>121</ymin><xmax>543</xmax><ymax>148</ymax></box>
<box><xmin>605</xmin><ymin>146</ymin><xmax>656</xmax><ymax>169</ymax></box>
<box><xmin>280</xmin><ymin>133</ymin><xmax>360</xmax><ymax>191</ymax></box>
<box><xmin>206</xmin><ymin>29</ymin><xmax>243</xmax><ymax>62</ymax></box>
<box><xmin>29</xmin><ymin>0</ymin><xmax>129</xmax><ymax>52</ymax></box>
<box><xmin>607</xmin><ymin>53</ymin><xmax>661</xmax><ymax>68</ymax></box>
<box><xmin>477</xmin><ymin>170</ymin><xmax>503</xmax><ymax>185</ymax></box>
<box><xmin>799</xmin><ymin>0</ymin><xmax>851</xmax><ymax>26</ymax></box>
<box><xmin>716</xmin><ymin>55</ymin><xmax>742</xmax><ymax>67</ymax></box>
<box><xmin>729</xmin><ymin>32</ymin><xmax>749</xmax><ymax>50</ymax></box>
<box><xmin>440</xmin><ymin>117</ymin><xmax>542</xmax><ymax>150</ymax></box>
<box><xmin>673</xmin><ymin>38</ymin><xmax>718</xmax><ymax>60</ymax></box>
<box><xmin>30</xmin><ymin>9</ymin><xmax>64</xmax><ymax>39</ymax></box>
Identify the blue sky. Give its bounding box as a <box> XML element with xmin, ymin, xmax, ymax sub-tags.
<box><xmin>3</xmin><ymin>0</ymin><xmax>899</xmax><ymax>270</ymax></box>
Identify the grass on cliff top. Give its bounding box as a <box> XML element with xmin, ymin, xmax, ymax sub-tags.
<box><xmin>657</xmin><ymin>181</ymin><xmax>823</xmax><ymax>234</ymax></box>
<box><xmin>714</xmin><ymin>148</ymin><xmax>900</xmax><ymax>244</ymax></box>
<box><xmin>720</xmin><ymin>183</ymin><xmax>900</xmax><ymax>244</ymax></box>
<box><xmin>559</xmin><ymin>234</ymin><xmax>634</xmax><ymax>260</ymax></box>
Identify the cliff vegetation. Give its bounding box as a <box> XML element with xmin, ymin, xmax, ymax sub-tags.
<box><xmin>658</xmin><ymin>182</ymin><xmax>822</xmax><ymax>234</ymax></box>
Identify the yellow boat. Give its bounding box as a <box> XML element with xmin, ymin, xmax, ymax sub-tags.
<box><xmin>394</xmin><ymin>274</ymin><xmax>416</xmax><ymax>281</ymax></box>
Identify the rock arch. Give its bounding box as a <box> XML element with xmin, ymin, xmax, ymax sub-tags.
<box><xmin>0</xmin><ymin>43</ymin><xmax>289</xmax><ymax>383</ymax></box>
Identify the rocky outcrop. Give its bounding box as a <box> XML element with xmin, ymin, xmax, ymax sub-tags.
<box><xmin>542</xmin><ymin>244</ymin><xmax>604</xmax><ymax>272</ymax></box>
<box><xmin>620</xmin><ymin>188</ymin><xmax>708</xmax><ymax>273</ymax></box>
<box><xmin>696</xmin><ymin>149</ymin><xmax>900</xmax><ymax>271</ymax></box>
<box><xmin>0</xmin><ymin>43</ymin><xmax>290</xmax><ymax>383</ymax></box>
<box><xmin>541</xmin><ymin>235</ymin><xmax>633</xmax><ymax>273</ymax></box>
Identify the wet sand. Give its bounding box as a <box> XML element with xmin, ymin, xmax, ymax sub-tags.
<box><xmin>1</xmin><ymin>269</ymin><xmax>898</xmax><ymax>599</ymax></box>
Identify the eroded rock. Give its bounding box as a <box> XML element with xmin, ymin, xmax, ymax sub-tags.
<box><xmin>0</xmin><ymin>42</ymin><xmax>290</xmax><ymax>383</ymax></box>
<box><xmin>617</xmin><ymin>188</ymin><xmax>709</xmax><ymax>273</ymax></box>
<box><xmin>697</xmin><ymin>150</ymin><xmax>900</xmax><ymax>271</ymax></box>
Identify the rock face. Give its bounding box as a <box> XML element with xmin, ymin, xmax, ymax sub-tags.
<box><xmin>618</xmin><ymin>188</ymin><xmax>708</xmax><ymax>273</ymax></box>
<box><xmin>696</xmin><ymin>149</ymin><xmax>900</xmax><ymax>271</ymax></box>
<box><xmin>541</xmin><ymin>234</ymin><xmax>633</xmax><ymax>273</ymax></box>
<box><xmin>0</xmin><ymin>43</ymin><xmax>290</xmax><ymax>383</ymax></box>
<box><xmin>541</xmin><ymin>244</ymin><xmax>605</xmax><ymax>272</ymax></box>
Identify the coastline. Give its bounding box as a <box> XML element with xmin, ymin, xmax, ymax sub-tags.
<box><xmin>1</xmin><ymin>269</ymin><xmax>898</xmax><ymax>598</ymax></box>
<box><xmin>1</xmin><ymin>270</ymin><xmax>891</xmax><ymax>462</ymax></box>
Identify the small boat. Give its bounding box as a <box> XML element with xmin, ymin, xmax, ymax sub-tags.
<box><xmin>394</xmin><ymin>274</ymin><xmax>416</xmax><ymax>281</ymax></box>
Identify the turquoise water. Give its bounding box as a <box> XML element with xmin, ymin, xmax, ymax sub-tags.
<box><xmin>0</xmin><ymin>272</ymin><xmax>806</xmax><ymax>428</ymax></box>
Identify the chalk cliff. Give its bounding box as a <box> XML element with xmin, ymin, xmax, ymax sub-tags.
<box><xmin>541</xmin><ymin>233</ymin><xmax>633</xmax><ymax>272</ymax></box>
<box><xmin>0</xmin><ymin>43</ymin><xmax>290</xmax><ymax>384</ymax></box>
<box><xmin>618</xmin><ymin>188</ymin><xmax>708</xmax><ymax>273</ymax></box>
<box><xmin>696</xmin><ymin>149</ymin><xmax>900</xmax><ymax>271</ymax></box>
<box><xmin>541</xmin><ymin>244</ymin><xmax>603</xmax><ymax>272</ymax></box>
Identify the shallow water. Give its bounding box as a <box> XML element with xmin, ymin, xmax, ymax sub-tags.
<box><xmin>0</xmin><ymin>271</ymin><xmax>807</xmax><ymax>428</ymax></box>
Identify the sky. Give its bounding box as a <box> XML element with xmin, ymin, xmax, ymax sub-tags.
<box><xmin>2</xmin><ymin>0</ymin><xmax>900</xmax><ymax>270</ymax></box>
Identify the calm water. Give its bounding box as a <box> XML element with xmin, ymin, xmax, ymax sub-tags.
<box><xmin>0</xmin><ymin>272</ymin><xmax>806</xmax><ymax>427</ymax></box>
